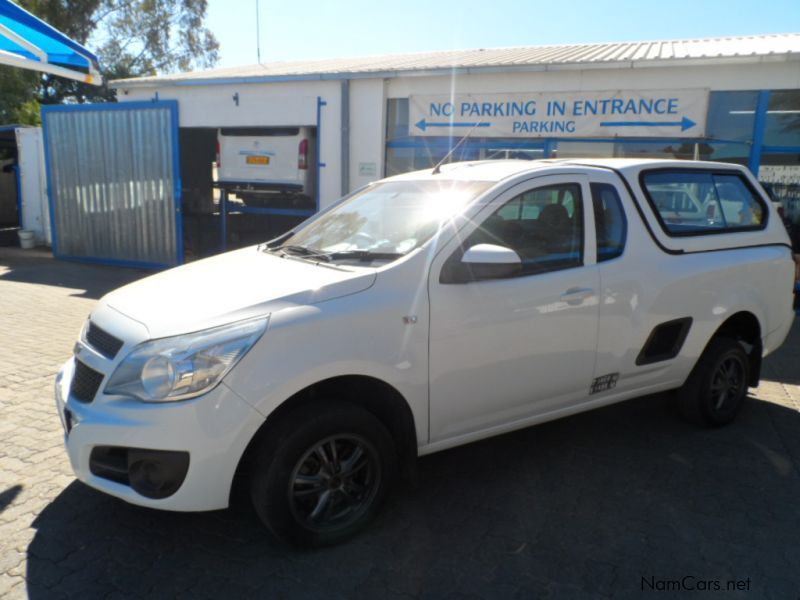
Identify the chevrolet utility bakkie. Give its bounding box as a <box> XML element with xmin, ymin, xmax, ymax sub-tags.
<box><xmin>57</xmin><ymin>159</ymin><xmax>796</xmax><ymax>546</ymax></box>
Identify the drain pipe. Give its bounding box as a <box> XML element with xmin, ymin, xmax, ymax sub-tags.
<box><xmin>341</xmin><ymin>79</ymin><xmax>350</xmax><ymax>196</ymax></box>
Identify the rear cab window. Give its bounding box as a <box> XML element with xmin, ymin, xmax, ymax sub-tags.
<box><xmin>591</xmin><ymin>183</ymin><xmax>627</xmax><ymax>261</ymax></box>
<box><xmin>640</xmin><ymin>170</ymin><xmax>767</xmax><ymax>236</ymax></box>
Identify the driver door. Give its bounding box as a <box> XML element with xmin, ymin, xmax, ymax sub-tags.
<box><xmin>428</xmin><ymin>174</ymin><xmax>600</xmax><ymax>443</ymax></box>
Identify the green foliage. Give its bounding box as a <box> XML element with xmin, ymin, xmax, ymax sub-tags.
<box><xmin>15</xmin><ymin>99</ymin><xmax>43</xmax><ymax>125</ymax></box>
<box><xmin>0</xmin><ymin>66</ymin><xmax>40</xmax><ymax>125</ymax></box>
<box><xmin>1</xmin><ymin>0</ymin><xmax>219</xmax><ymax>118</ymax></box>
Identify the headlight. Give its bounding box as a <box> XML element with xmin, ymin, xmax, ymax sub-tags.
<box><xmin>105</xmin><ymin>317</ymin><xmax>268</xmax><ymax>402</ymax></box>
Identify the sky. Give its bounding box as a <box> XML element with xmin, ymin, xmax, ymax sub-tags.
<box><xmin>206</xmin><ymin>0</ymin><xmax>800</xmax><ymax>68</ymax></box>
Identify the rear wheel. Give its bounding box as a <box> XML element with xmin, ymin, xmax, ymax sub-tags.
<box><xmin>677</xmin><ymin>337</ymin><xmax>750</xmax><ymax>427</ymax></box>
<box><xmin>250</xmin><ymin>400</ymin><xmax>396</xmax><ymax>547</ymax></box>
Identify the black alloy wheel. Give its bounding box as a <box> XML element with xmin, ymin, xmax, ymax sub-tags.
<box><xmin>250</xmin><ymin>400</ymin><xmax>397</xmax><ymax>547</ymax></box>
<box><xmin>708</xmin><ymin>354</ymin><xmax>747</xmax><ymax>417</ymax></box>
<box><xmin>288</xmin><ymin>434</ymin><xmax>381</xmax><ymax>532</ymax></box>
<box><xmin>677</xmin><ymin>336</ymin><xmax>750</xmax><ymax>427</ymax></box>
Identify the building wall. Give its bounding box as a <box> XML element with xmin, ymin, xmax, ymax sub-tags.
<box><xmin>118</xmin><ymin>59</ymin><xmax>800</xmax><ymax>204</ymax></box>
<box><xmin>121</xmin><ymin>80</ymin><xmax>343</xmax><ymax>209</ymax></box>
<box><xmin>348</xmin><ymin>78</ymin><xmax>386</xmax><ymax>191</ymax></box>
<box><xmin>16</xmin><ymin>127</ymin><xmax>50</xmax><ymax>245</ymax></box>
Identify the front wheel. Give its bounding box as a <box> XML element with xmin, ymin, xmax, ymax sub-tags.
<box><xmin>676</xmin><ymin>337</ymin><xmax>750</xmax><ymax>427</ymax></box>
<box><xmin>250</xmin><ymin>401</ymin><xmax>397</xmax><ymax>547</ymax></box>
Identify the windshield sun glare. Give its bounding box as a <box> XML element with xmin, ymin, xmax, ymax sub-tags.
<box><xmin>276</xmin><ymin>180</ymin><xmax>491</xmax><ymax>262</ymax></box>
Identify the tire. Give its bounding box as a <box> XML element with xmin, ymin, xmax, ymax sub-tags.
<box><xmin>676</xmin><ymin>336</ymin><xmax>750</xmax><ymax>427</ymax></box>
<box><xmin>249</xmin><ymin>400</ymin><xmax>397</xmax><ymax>547</ymax></box>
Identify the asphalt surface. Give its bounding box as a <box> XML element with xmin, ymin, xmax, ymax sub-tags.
<box><xmin>1</xmin><ymin>246</ymin><xmax>799</xmax><ymax>599</ymax></box>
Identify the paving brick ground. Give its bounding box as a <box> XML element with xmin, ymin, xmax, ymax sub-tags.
<box><xmin>1</xmin><ymin>246</ymin><xmax>799</xmax><ymax>599</ymax></box>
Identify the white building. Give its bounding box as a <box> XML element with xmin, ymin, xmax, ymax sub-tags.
<box><xmin>40</xmin><ymin>33</ymin><xmax>800</xmax><ymax>266</ymax></box>
<box><xmin>114</xmin><ymin>33</ymin><xmax>800</xmax><ymax>198</ymax></box>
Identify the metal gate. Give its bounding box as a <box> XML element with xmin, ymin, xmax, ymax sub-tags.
<box><xmin>42</xmin><ymin>100</ymin><xmax>182</xmax><ymax>268</ymax></box>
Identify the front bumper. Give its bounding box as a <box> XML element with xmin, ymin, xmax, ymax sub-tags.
<box><xmin>56</xmin><ymin>357</ymin><xmax>264</xmax><ymax>511</ymax></box>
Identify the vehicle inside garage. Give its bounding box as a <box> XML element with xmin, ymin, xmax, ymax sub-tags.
<box><xmin>178</xmin><ymin>125</ymin><xmax>318</xmax><ymax>260</ymax></box>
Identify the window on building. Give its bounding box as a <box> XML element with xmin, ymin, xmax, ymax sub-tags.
<box><xmin>386</xmin><ymin>98</ymin><xmax>409</xmax><ymax>140</ymax></box>
<box><xmin>707</xmin><ymin>91</ymin><xmax>759</xmax><ymax>142</ymax></box>
<box><xmin>702</xmin><ymin>143</ymin><xmax>750</xmax><ymax>166</ymax></box>
<box><xmin>553</xmin><ymin>141</ymin><xmax>615</xmax><ymax>159</ymax></box>
<box><xmin>759</xmin><ymin>152</ymin><xmax>800</xmax><ymax>227</ymax></box>
<box><xmin>615</xmin><ymin>141</ymin><xmax>698</xmax><ymax>160</ymax></box>
<box><xmin>613</xmin><ymin>140</ymin><xmax>749</xmax><ymax>165</ymax></box>
<box><xmin>641</xmin><ymin>170</ymin><xmax>766</xmax><ymax>235</ymax></box>
<box><xmin>765</xmin><ymin>90</ymin><xmax>800</xmax><ymax>148</ymax></box>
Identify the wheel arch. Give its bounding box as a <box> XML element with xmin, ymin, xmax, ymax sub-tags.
<box><xmin>710</xmin><ymin>310</ymin><xmax>763</xmax><ymax>386</ymax></box>
<box><xmin>231</xmin><ymin>375</ymin><xmax>418</xmax><ymax>503</ymax></box>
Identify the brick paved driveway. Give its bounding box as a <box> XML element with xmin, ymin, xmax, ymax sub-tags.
<box><xmin>1</xmin><ymin>247</ymin><xmax>799</xmax><ymax>599</ymax></box>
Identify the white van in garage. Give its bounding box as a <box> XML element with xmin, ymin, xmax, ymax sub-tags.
<box><xmin>56</xmin><ymin>158</ymin><xmax>796</xmax><ymax>547</ymax></box>
<box><xmin>216</xmin><ymin>127</ymin><xmax>315</xmax><ymax>208</ymax></box>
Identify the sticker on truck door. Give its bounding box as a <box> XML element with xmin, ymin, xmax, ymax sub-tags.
<box><xmin>590</xmin><ymin>373</ymin><xmax>619</xmax><ymax>394</ymax></box>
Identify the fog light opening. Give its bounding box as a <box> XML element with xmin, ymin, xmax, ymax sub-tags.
<box><xmin>90</xmin><ymin>446</ymin><xmax>189</xmax><ymax>500</ymax></box>
<box><xmin>128</xmin><ymin>449</ymin><xmax>190</xmax><ymax>499</ymax></box>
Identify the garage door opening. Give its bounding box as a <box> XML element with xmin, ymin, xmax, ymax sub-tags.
<box><xmin>179</xmin><ymin>126</ymin><xmax>318</xmax><ymax>260</ymax></box>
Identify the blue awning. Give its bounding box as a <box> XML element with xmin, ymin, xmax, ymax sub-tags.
<box><xmin>0</xmin><ymin>0</ymin><xmax>101</xmax><ymax>84</ymax></box>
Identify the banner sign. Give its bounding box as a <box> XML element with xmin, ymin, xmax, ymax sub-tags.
<box><xmin>409</xmin><ymin>90</ymin><xmax>708</xmax><ymax>138</ymax></box>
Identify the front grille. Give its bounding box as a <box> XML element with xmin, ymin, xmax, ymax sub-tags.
<box><xmin>70</xmin><ymin>360</ymin><xmax>104</xmax><ymax>403</ymax></box>
<box><xmin>86</xmin><ymin>322</ymin><xmax>123</xmax><ymax>359</ymax></box>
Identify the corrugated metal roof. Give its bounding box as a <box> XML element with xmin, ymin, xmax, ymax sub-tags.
<box><xmin>114</xmin><ymin>33</ymin><xmax>800</xmax><ymax>87</ymax></box>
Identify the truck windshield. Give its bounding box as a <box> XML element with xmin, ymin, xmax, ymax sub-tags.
<box><xmin>274</xmin><ymin>180</ymin><xmax>491</xmax><ymax>262</ymax></box>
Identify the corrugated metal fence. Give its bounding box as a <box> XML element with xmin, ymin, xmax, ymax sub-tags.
<box><xmin>42</xmin><ymin>101</ymin><xmax>182</xmax><ymax>268</ymax></box>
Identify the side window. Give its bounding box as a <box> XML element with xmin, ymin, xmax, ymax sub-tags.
<box><xmin>465</xmin><ymin>183</ymin><xmax>584</xmax><ymax>276</ymax></box>
<box><xmin>641</xmin><ymin>170</ymin><xmax>767</xmax><ymax>235</ymax></box>
<box><xmin>591</xmin><ymin>183</ymin><xmax>627</xmax><ymax>262</ymax></box>
<box><xmin>714</xmin><ymin>175</ymin><xmax>764</xmax><ymax>226</ymax></box>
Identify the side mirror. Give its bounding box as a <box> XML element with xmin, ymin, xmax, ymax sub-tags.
<box><xmin>462</xmin><ymin>243</ymin><xmax>522</xmax><ymax>266</ymax></box>
<box><xmin>441</xmin><ymin>243</ymin><xmax>522</xmax><ymax>283</ymax></box>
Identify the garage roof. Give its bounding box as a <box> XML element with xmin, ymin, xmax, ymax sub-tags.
<box><xmin>113</xmin><ymin>33</ymin><xmax>800</xmax><ymax>88</ymax></box>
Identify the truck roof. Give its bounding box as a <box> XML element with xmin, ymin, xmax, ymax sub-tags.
<box><xmin>385</xmin><ymin>158</ymin><xmax>749</xmax><ymax>184</ymax></box>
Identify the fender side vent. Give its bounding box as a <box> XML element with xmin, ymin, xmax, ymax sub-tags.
<box><xmin>636</xmin><ymin>317</ymin><xmax>693</xmax><ymax>366</ymax></box>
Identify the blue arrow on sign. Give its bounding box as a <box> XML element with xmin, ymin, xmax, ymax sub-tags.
<box><xmin>415</xmin><ymin>119</ymin><xmax>491</xmax><ymax>132</ymax></box>
<box><xmin>600</xmin><ymin>116</ymin><xmax>697</xmax><ymax>131</ymax></box>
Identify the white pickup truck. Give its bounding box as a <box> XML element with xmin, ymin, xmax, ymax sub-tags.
<box><xmin>56</xmin><ymin>158</ymin><xmax>796</xmax><ymax>546</ymax></box>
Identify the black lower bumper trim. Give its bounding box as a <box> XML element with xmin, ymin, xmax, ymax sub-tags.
<box><xmin>90</xmin><ymin>446</ymin><xmax>190</xmax><ymax>499</ymax></box>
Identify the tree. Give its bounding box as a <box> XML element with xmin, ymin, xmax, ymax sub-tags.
<box><xmin>0</xmin><ymin>0</ymin><xmax>219</xmax><ymax>122</ymax></box>
<box><xmin>0</xmin><ymin>66</ymin><xmax>40</xmax><ymax>124</ymax></box>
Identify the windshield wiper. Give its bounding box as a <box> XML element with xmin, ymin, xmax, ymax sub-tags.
<box><xmin>274</xmin><ymin>245</ymin><xmax>331</xmax><ymax>261</ymax></box>
<box><xmin>274</xmin><ymin>245</ymin><xmax>402</xmax><ymax>264</ymax></box>
<box><xmin>321</xmin><ymin>250</ymin><xmax>403</xmax><ymax>262</ymax></box>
